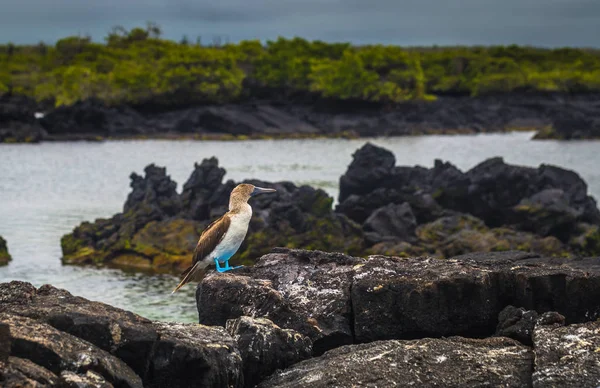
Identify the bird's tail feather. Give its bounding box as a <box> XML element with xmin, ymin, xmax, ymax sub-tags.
<box><xmin>171</xmin><ymin>262</ymin><xmax>202</xmax><ymax>294</ymax></box>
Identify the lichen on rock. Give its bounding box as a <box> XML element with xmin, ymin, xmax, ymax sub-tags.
<box><xmin>258</xmin><ymin>336</ymin><xmax>533</xmax><ymax>388</ymax></box>
<box><xmin>197</xmin><ymin>248</ymin><xmax>600</xmax><ymax>355</ymax></box>
<box><xmin>226</xmin><ymin>316</ymin><xmax>312</xmax><ymax>387</ymax></box>
<box><xmin>532</xmin><ymin>319</ymin><xmax>600</xmax><ymax>387</ymax></box>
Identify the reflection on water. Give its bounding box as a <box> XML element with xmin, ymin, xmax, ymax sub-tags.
<box><xmin>1</xmin><ymin>132</ymin><xmax>599</xmax><ymax>322</ymax></box>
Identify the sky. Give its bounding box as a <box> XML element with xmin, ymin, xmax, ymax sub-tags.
<box><xmin>1</xmin><ymin>0</ymin><xmax>599</xmax><ymax>47</ymax></box>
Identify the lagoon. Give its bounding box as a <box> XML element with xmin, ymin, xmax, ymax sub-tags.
<box><xmin>1</xmin><ymin>132</ymin><xmax>599</xmax><ymax>322</ymax></box>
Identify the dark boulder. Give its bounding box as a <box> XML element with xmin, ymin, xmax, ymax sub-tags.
<box><xmin>338</xmin><ymin>142</ymin><xmax>396</xmax><ymax>203</ymax></box>
<box><xmin>495</xmin><ymin>305</ymin><xmax>539</xmax><ymax>346</ymax></box>
<box><xmin>124</xmin><ymin>164</ymin><xmax>182</xmax><ymax>217</ymax></box>
<box><xmin>148</xmin><ymin>322</ymin><xmax>243</xmax><ymax>388</ymax></box>
<box><xmin>226</xmin><ymin>316</ymin><xmax>312</xmax><ymax>387</ymax></box>
<box><xmin>352</xmin><ymin>252</ymin><xmax>600</xmax><ymax>342</ymax></box>
<box><xmin>512</xmin><ymin>188</ymin><xmax>582</xmax><ymax>240</ymax></box>
<box><xmin>0</xmin><ymin>281</ymin><xmax>244</xmax><ymax>388</ymax></box>
<box><xmin>198</xmin><ymin>249</ymin><xmax>362</xmax><ymax>355</ymax></box>
<box><xmin>337</xmin><ymin>188</ymin><xmax>446</xmax><ymax>225</ymax></box>
<box><xmin>258</xmin><ymin>337</ymin><xmax>533</xmax><ymax>388</ymax></box>
<box><xmin>180</xmin><ymin>157</ymin><xmax>228</xmax><ymax>220</ymax></box>
<box><xmin>198</xmin><ymin>249</ymin><xmax>600</xmax><ymax>349</ymax></box>
<box><xmin>532</xmin><ymin>318</ymin><xmax>600</xmax><ymax>387</ymax></box>
<box><xmin>362</xmin><ymin>202</ymin><xmax>417</xmax><ymax>244</ymax></box>
<box><xmin>0</xmin><ymin>313</ymin><xmax>143</xmax><ymax>387</ymax></box>
<box><xmin>0</xmin><ymin>281</ymin><xmax>158</xmax><ymax>377</ymax></box>
<box><xmin>337</xmin><ymin>143</ymin><xmax>600</xmax><ymax>254</ymax></box>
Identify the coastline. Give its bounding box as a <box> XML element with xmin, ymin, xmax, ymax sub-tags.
<box><xmin>2</xmin><ymin>93</ymin><xmax>600</xmax><ymax>144</ymax></box>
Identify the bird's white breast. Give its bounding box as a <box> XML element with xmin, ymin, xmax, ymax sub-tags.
<box><xmin>212</xmin><ymin>204</ymin><xmax>252</xmax><ymax>262</ymax></box>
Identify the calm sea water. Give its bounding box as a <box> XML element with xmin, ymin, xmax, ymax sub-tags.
<box><xmin>1</xmin><ymin>132</ymin><xmax>599</xmax><ymax>323</ymax></box>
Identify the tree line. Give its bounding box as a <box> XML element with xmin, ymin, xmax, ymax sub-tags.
<box><xmin>1</xmin><ymin>24</ymin><xmax>599</xmax><ymax>107</ymax></box>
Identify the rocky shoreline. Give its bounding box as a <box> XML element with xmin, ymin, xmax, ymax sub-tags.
<box><xmin>2</xmin><ymin>248</ymin><xmax>600</xmax><ymax>387</ymax></box>
<box><xmin>2</xmin><ymin>93</ymin><xmax>600</xmax><ymax>143</ymax></box>
<box><xmin>59</xmin><ymin>142</ymin><xmax>600</xmax><ymax>274</ymax></box>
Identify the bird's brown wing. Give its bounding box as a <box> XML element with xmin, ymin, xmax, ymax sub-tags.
<box><xmin>191</xmin><ymin>214</ymin><xmax>231</xmax><ymax>266</ymax></box>
<box><xmin>171</xmin><ymin>214</ymin><xmax>231</xmax><ymax>294</ymax></box>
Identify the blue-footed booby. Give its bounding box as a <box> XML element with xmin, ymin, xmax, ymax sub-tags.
<box><xmin>172</xmin><ymin>183</ymin><xmax>276</xmax><ymax>293</ymax></box>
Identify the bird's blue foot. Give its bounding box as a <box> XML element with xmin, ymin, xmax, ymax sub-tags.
<box><xmin>214</xmin><ymin>259</ymin><xmax>244</xmax><ymax>273</ymax></box>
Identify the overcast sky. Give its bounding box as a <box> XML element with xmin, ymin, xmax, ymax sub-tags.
<box><xmin>1</xmin><ymin>0</ymin><xmax>599</xmax><ymax>47</ymax></box>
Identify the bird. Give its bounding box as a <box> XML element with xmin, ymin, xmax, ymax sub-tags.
<box><xmin>172</xmin><ymin>183</ymin><xmax>276</xmax><ymax>293</ymax></box>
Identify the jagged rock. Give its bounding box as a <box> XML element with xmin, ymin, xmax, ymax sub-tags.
<box><xmin>258</xmin><ymin>337</ymin><xmax>533</xmax><ymax>388</ymax></box>
<box><xmin>495</xmin><ymin>305</ymin><xmax>539</xmax><ymax>346</ymax></box>
<box><xmin>336</xmin><ymin>143</ymin><xmax>600</xmax><ymax>256</ymax></box>
<box><xmin>198</xmin><ymin>249</ymin><xmax>600</xmax><ymax>350</ymax></box>
<box><xmin>124</xmin><ymin>164</ymin><xmax>182</xmax><ymax>216</ymax></box>
<box><xmin>338</xmin><ymin>142</ymin><xmax>396</xmax><ymax>203</ymax></box>
<box><xmin>0</xmin><ymin>236</ymin><xmax>10</xmax><ymax>266</ymax></box>
<box><xmin>0</xmin><ymin>313</ymin><xmax>143</xmax><ymax>387</ymax></box>
<box><xmin>0</xmin><ymin>281</ymin><xmax>244</xmax><ymax>388</ymax></box>
<box><xmin>61</xmin><ymin>158</ymin><xmax>364</xmax><ymax>273</ymax></box>
<box><xmin>362</xmin><ymin>202</ymin><xmax>417</xmax><ymax>244</ymax></box>
<box><xmin>61</xmin><ymin>164</ymin><xmax>186</xmax><ymax>271</ymax></box>
<box><xmin>226</xmin><ymin>316</ymin><xmax>312</xmax><ymax>387</ymax></box>
<box><xmin>180</xmin><ymin>157</ymin><xmax>228</xmax><ymax>220</ymax></box>
<box><xmin>463</xmin><ymin>157</ymin><xmax>600</xmax><ymax>227</ymax></box>
<box><xmin>198</xmin><ymin>249</ymin><xmax>362</xmax><ymax>355</ymax></box>
<box><xmin>532</xmin><ymin>319</ymin><xmax>600</xmax><ymax>387</ymax></box>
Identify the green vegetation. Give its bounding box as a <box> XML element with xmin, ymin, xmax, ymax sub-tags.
<box><xmin>2</xmin><ymin>24</ymin><xmax>600</xmax><ymax>108</ymax></box>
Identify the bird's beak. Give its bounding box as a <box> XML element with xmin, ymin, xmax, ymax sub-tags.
<box><xmin>251</xmin><ymin>186</ymin><xmax>277</xmax><ymax>196</ymax></box>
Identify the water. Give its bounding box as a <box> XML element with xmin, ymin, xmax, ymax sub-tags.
<box><xmin>1</xmin><ymin>132</ymin><xmax>599</xmax><ymax>322</ymax></box>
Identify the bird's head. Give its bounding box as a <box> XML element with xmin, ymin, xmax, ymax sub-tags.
<box><xmin>230</xmin><ymin>183</ymin><xmax>276</xmax><ymax>208</ymax></box>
